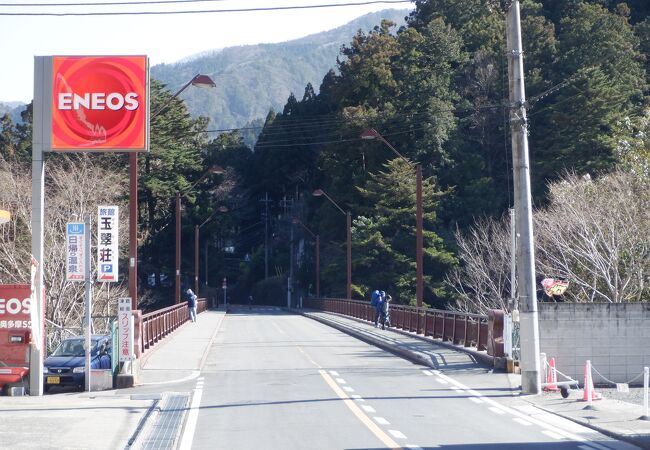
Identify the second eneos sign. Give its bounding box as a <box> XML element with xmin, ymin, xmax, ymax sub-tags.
<box><xmin>51</xmin><ymin>56</ymin><xmax>148</xmax><ymax>151</ymax></box>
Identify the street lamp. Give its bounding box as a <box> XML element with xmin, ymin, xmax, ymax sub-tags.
<box><xmin>312</xmin><ymin>189</ymin><xmax>351</xmax><ymax>299</ymax></box>
<box><xmin>361</xmin><ymin>128</ymin><xmax>424</xmax><ymax>308</ymax></box>
<box><xmin>129</xmin><ymin>73</ymin><xmax>216</xmax><ymax>311</ymax></box>
<box><xmin>195</xmin><ymin>206</ymin><xmax>228</xmax><ymax>296</ymax></box>
<box><xmin>175</xmin><ymin>164</ymin><xmax>225</xmax><ymax>303</ymax></box>
<box><xmin>292</xmin><ymin>218</ymin><xmax>320</xmax><ymax>298</ymax></box>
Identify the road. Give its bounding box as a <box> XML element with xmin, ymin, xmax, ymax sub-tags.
<box><xmin>171</xmin><ymin>307</ymin><xmax>637</xmax><ymax>450</ymax></box>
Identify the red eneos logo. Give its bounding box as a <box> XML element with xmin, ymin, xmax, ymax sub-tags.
<box><xmin>52</xmin><ymin>56</ymin><xmax>148</xmax><ymax>151</ymax></box>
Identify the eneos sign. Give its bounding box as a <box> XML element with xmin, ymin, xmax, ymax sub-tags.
<box><xmin>51</xmin><ymin>56</ymin><xmax>149</xmax><ymax>151</ymax></box>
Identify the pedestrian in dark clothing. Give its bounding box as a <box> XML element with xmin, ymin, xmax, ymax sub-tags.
<box><xmin>186</xmin><ymin>288</ymin><xmax>198</xmax><ymax>322</ymax></box>
<box><xmin>380</xmin><ymin>294</ymin><xmax>392</xmax><ymax>329</ymax></box>
<box><xmin>374</xmin><ymin>291</ymin><xmax>386</xmax><ymax>328</ymax></box>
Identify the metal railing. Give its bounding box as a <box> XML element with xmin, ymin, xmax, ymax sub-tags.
<box><xmin>141</xmin><ymin>299</ymin><xmax>207</xmax><ymax>351</ymax></box>
<box><xmin>304</xmin><ymin>298</ymin><xmax>489</xmax><ymax>351</ymax></box>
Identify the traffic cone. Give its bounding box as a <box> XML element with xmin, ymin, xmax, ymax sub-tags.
<box><xmin>544</xmin><ymin>357</ymin><xmax>560</xmax><ymax>392</ymax></box>
<box><xmin>582</xmin><ymin>360</ymin><xmax>603</xmax><ymax>401</ymax></box>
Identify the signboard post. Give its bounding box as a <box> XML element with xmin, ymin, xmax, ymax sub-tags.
<box><xmin>117</xmin><ymin>297</ymin><xmax>133</xmax><ymax>368</ymax></box>
<box><xmin>222</xmin><ymin>277</ymin><xmax>227</xmax><ymax>308</ymax></box>
<box><xmin>66</xmin><ymin>223</ymin><xmax>85</xmax><ymax>281</ymax></box>
<box><xmin>97</xmin><ymin>206</ymin><xmax>119</xmax><ymax>282</ymax></box>
<box><xmin>30</xmin><ymin>55</ymin><xmax>149</xmax><ymax>395</ymax></box>
<box><xmin>83</xmin><ymin>214</ymin><xmax>92</xmax><ymax>392</ymax></box>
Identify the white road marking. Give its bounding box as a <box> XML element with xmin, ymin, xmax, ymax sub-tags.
<box><xmin>178</xmin><ymin>377</ymin><xmax>204</xmax><ymax>450</ymax></box>
<box><xmin>336</xmin><ymin>378</ymin><xmax>346</xmax><ymax>384</ymax></box>
<box><xmin>139</xmin><ymin>370</ymin><xmax>201</xmax><ymax>386</ymax></box>
<box><xmin>513</xmin><ymin>417</ymin><xmax>532</xmax><ymax>426</ymax></box>
<box><xmin>406</xmin><ymin>446</ymin><xmax>424</xmax><ymax>450</ymax></box>
<box><xmin>435</xmin><ymin>378</ymin><xmax>448</xmax><ymax>384</ymax></box>
<box><xmin>361</xmin><ymin>405</ymin><xmax>376</xmax><ymax>413</ymax></box>
<box><xmin>489</xmin><ymin>407</ymin><xmax>506</xmax><ymax>415</ymax></box>
<box><xmin>374</xmin><ymin>417</ymin><xmax>390</xmax><ymax>425</ymax></box>
<box><xmin>351</xmin><ymin>394</ymin><xmax>364</xmax><ymax>401</ymax></box>
<box><xmin>468</xmin><ymin>396</ymin><xmax>483</xmax><ymax>404</ymax></box>
<box><xmin>450</xmin><ymin>386</ymin><xmax>463</xmax><ymax>392</ymax></box>
<box><xmin>431</xmin><ymin>371</ymin><xmax>600</xmax><ymax>443</ymax></box>
<box><xmin>389</xmin><ymin>430</ymin><xmax>407</xmax><ymax>439</ymax></box>
<box><xmin>330</xmin><ymin>370</ymin><xmax>339</xmax><ymax>376</ymax></box>
<box><xmin>422</xmin><ymin>370</ymin><xmax>433</xmax><ymax>376</ymax></box>
<box><xmin>542</xmin><ymin>430</ymin><xmax>565</xmax><ymax>440</ymax></box>
<box><xmin>343</xmin><ymin>386</ymin><xmax>355</xmax><ymax>392</ymax></box>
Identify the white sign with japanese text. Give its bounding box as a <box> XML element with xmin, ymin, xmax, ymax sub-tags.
<box><xmin>97</xmin><ymin>206</ymin><xmax>119</xmax><ymax>282</ymax></box>
<box><xmin>66</xmin><ymin>223</ymin><xmax>85</xmax><ymax>281</ymax></box>
<box><xmin>117</xmin><ymin>297</ymin><xmax>133</xmax><ymax>362</ymax></box>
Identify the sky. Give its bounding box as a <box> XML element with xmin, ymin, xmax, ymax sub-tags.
<box><xmin>0</xmin><ymin>0</ymin><xmax>413</xmax><ymax>103</ymax></box>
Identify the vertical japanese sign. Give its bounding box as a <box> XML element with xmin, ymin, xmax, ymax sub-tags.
<box><xmin>66</xmin><ymin>223</ymin><xmax>85</xmax><ymax>281</ymax></box>
<box><xmin>117</xmin><ymin>297</ymin><xmax>133</xmax><ymax>362</ymax></box>
<box><xmin>97</xmin><ymin>206</ymin><xmax>119</xmax><ymax>282</ymax></box>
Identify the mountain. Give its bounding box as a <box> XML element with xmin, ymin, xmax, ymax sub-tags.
<box><xmin>151</xmin><ymin>9</ymin><xmax>409</xmax><ymax>133</ymax></box>
<box><xmin>0</xmin><ymin>102</ymin><xmax>26</xmax><ymax>125</ymax></box>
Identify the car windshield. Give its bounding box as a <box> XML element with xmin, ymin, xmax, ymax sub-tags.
<box><xmin>50</xmin><ymin>338</ymin><xmax>101</xmax><ymax>357</ymax></box>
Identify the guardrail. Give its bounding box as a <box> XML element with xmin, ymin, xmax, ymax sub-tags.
<box><xmin>141</xmin><ymin>299</ymin><xmax>207</xmax><ymax>352</ymax></box>
<box><xmin>304</xmin><ymin>298</ymin><xmax>489</xmax><ymax>352</ymax></box>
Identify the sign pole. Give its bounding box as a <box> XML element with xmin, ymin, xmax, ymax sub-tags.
<box><xmin>84</xmin><ymin>214</ymin><xmax>92</xmax><ymax>392</ymax></box>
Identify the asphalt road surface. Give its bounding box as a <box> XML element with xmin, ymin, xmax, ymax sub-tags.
<box><xmin>174</xmin><ymin>307</ymin><xmax>637</xmax><ymax>450</ymax></box>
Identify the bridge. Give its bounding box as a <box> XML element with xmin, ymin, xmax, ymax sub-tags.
<box><xmin>1</xmin><ymin>303</ymin><xmax>648</xmax><ymax>449</ymax></box>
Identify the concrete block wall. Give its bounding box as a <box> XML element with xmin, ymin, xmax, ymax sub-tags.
<box><xmin>538</xmin><ymin>303</ymin><xmax>650</xmax><ymax>386</ymax></box>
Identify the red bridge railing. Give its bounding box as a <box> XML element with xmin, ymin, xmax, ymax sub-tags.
<box><xmin>141</xmin><ymin>299</ymin><xmax>207</xmax><ymax>352</ymax></box>
<box><xmin>304</xmin><ymin>298</ymin><xmax>489</xmax><ymax>352</ymax></box>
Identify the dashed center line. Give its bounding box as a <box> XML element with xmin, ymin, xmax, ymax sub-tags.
<box><xmin>351</xmin><ymin>394</ymin><xmax>364</xmax><ymax>402</ymax></box>
<box><xmin>468</xmin><ymin>397</ymin><xmax>483</xmax><ymax>404</ymax></box>
<box><xmin>421</xmin><ymin>370</ymin><xmax>433</xmax><ymax>376</ymax></box>
<box><xmin>489</xmin><ymin>407</ymin><xmax>506</xmax><ymax>415</ymax></box>
<box><xmin>374</xmin><ymin>417</ymin><xmax>390</xmax><ymax>425</ymax></box>
<box><xmin>435</xmin><ymin>378</ymin><xmax>448</xmax><ymax>384</ymax></box>
<box><xmin>343</xmin><ymin>386</ymin><xmax>355</xmax><ymax>392</ymax></box>
<box><xmin>329</xmin><ymin>370</ymin><xmax>339</xmax><ymax>376</ymax></box>
<box><xmin>336</xmin><ymin>378</ymin><xmax>346</xmax><ymax>384</ymax></box>
<box><xmin>361</xmin><ymin>405</ymin><xmax>376</xmax><ymax>413</ymax></box>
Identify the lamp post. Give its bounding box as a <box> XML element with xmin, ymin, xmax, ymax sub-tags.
<box><xmin>312</xmin><ymin>189</ymin><xmax>351</xmax><ymax>299</ymax></box>
<box><xmin>292</xmin><ymin>218</ymin><xmax>320</xmax><ymax>298</ymax></box>
<box><xmin>174</xmin><ymin>165</ymin><xmax>225</xmax><ymax>303</ymax></box>
<box><xmin>129</xmin><ymin>74</ymin><xmax>216</xmax><ymax>310</ymax></box>
<box><xmin>195</xmin><ymin>206</ymin><xmax>228</xmax><ymax>296</ymax></box>
<box><xmin>361</xmin><ymin>128</ymin><xmax>423</xmax><ymax>308</ymax></box>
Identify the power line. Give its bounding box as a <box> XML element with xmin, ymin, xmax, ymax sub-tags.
<box><xmin>0</xmin><ymin>0</ymin><xmax>412</xmax><ymax>16</ymax></box>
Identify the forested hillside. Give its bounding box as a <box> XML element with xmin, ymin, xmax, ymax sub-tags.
<box><xmin>151</xmin><ymin>9</ymin><xmax>409</xmax><ymax>131</ymax></box>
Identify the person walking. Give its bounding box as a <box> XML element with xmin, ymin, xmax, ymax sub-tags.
<box><xmin>186</xmin><ymin>288</ymin><xmax>198</xmax><ymax>323</ymax></box>
<box><xmin>370</xmin><ymin>289</ymin><xmax>381</xmax><ymax>327</ymax></box>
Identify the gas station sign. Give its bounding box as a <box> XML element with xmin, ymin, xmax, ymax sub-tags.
<box><xmin>50</xmin><ymin>55</ymin><xmax>149</xmax><ymax>152</ymax></box>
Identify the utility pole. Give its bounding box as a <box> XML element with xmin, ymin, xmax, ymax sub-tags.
<box><xmin>506</xmin><ymin>0</ymin><xmax>541</xmax><ymax>394</ymax></box>
<box><xmin>260</xmin><ymin>192</ymin><xmax>271</xmax><ymax>279</ymax></box>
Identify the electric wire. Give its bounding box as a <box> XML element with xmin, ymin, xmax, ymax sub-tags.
<box><xmin>0</xmin><ymin>0</ymin><xmax>412</xmax><ymax>16</ymax></box>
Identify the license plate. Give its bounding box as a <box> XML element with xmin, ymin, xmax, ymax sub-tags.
<box><xmin>46</xmin><ymin>376</ymin><xmax>60</xmax><ymax>384</ymax></box>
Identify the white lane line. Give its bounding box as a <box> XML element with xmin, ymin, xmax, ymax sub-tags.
<box><xmin>450</xmin><ymin>386</ymin><xmax>463</xmax><ymax>392</ymax></box>
<box><xmin>542</xmin><ymin>430</ymin><xmax>565</xmax><ymax>440</ymax></box>
<box><xmin>468</xmin><ymin>397</ymin><xmax>483</xmax><ymax>404</ymax></box>
<box><xmin>489</xmin><ymin>407</ymin><xmax>506</xmax><ymax>415</ymax></box>
<box><xmin>431</xmin><ymin>371</ymin><xmax>595</xmax><ymax>443</ymax></box>
<box><xmin>361</xmin><ymin>405</ymin><xmax>376</xmax><ymax>413</ymax></box>
<box><xmin>351</xmin><ymin>395</ymin><xmax>364</xmax><ymax>402</ymax></box>
<box><xmin>422</xmin><ymin>370</ymin><xmax>433</xmax><ymax>376</ymax></box>
<box><xmin>513</xmin><ymin>417</ymin><xmax>532</xmax><ymax>426</ymax></box>
<box><xmin>178</xmin><ymin>377</ymin><xmax>204</xmax><ymax>450</ymax></box>
<box><xmin>435</xmin><ymin>378</ymin><xmax>448</xmax><ymax>384</ymax></box>
<box><xmin>343</xmin><ymin>386</ymin><xmax>355</xmax><ymax>392</ymax></box>
<box><xmin>374</xmin><ymin>417</ymin><xmax>390</xmax><ymax>425</ymax></box>
<box><xmin>389</xmin><ymin>430</ymin><xmax>407</xmax><ymax>439</ymax></box>
<box><xmin>336</xmin><ymin>378</ymin><xmax>346</xmax><ymax>384</ymax></box>
<box><xmin>329</xmin><ymin>370</ymin><xmax>339</xmax><ymax>376</ymax></box>
<box><xmin>139</xmin><ymin>370</ymin><xmax>201</xmax><ymax>386</ymax></box>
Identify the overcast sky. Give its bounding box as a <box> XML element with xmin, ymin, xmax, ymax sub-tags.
<box><xmin>0</xmin><ymin>0</ymin><xmax>413</xmax><ymax>103</ymax></box>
